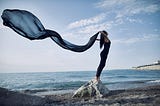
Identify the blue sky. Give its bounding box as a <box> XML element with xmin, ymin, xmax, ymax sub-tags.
<box><xmin>0</xmin><ymin>0</ymin><xmax>160</xmax><ymax>73</ymax></box>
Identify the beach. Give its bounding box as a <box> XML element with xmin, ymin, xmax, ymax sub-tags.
<box><xmin>0</xmin><ymin>70</ymin><xmax>160</xmax><ymax>105</ymax></box>
<box><xmin>0</xmin><ymin>85</ymin><xmax>160</xmax><ymax>106</ymax></box>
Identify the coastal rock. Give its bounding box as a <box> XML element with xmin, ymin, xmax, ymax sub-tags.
<box><xmin>0</xmin><ymin>87</ymin><xmax>45</xmax><ymax>106</ymax></box>
<box><xmin>133</xmin><ymin>60</ymin><xmax>160</xmax><ymax>70</ymax></box>
<box><xmin>72</xmin><ymin>79</ymin><xmax>109</xmax><ymax>98</ymax></box>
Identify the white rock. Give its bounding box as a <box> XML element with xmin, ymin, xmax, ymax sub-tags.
<box><xmin>72</xmin><ymin>79</ymin><xmax>109</xmax><ymax>98</ymax></box>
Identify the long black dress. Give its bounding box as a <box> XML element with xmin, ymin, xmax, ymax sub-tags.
<box><xmin>96</xmin><ymin>40</ymin><xmax>111</xmax><ymax>77</ymax></box>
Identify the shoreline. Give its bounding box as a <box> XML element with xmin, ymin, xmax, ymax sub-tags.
<box><xmin>0</xmin><ymin>85</ymin><xmax>160</xmax><ymax>106</ymax></box>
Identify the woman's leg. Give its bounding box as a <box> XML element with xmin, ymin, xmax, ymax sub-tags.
<box><xmin>96</xmin><ymin>51</ymin><xmax>107</xmax><ymax>77</ymax></box>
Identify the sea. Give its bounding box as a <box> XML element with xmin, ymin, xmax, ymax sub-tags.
<box><xmin>0</xmin><ymin>69</ymin><xmax>160</xmax><ymax>95</ymax></box>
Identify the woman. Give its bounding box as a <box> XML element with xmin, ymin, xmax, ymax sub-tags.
<box><xmin>96</xmin><ymin>30</ymin><xmax>111</xmax><ymax>81</ymax></box>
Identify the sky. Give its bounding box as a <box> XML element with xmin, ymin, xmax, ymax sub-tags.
<box><xmin>0</xmin><ymin>0</ymin><xmax>160</xmax><ymax>73</ymax></box>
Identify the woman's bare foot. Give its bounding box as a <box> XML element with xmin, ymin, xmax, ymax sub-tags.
<box><xmin>96</xmin><ymin>76</ymin><xmax>100</xmax><ymax>82</ymax></box>
<box><xmin>92</xmin><ymin>77</ymin><xmax>100</xmax><ymax>83</ymax></box>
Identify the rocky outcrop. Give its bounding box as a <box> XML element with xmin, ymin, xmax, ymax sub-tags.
<box><xmin>72</xmin><ymin>79</ymin><xmax>109</xmax><ymax>98</ymax></box>
<box><xmin>0</xmin><ymin>87</ymin><xmax>45</xmax><ymax>106</ymax></box>
<box><xmin>133</xmin><ymin>60</ymin><xmax>160</xmax><ymax>70</ymax></box>
<box><xmin>133</xmin><ymin>64</ymin><xmax>160</xmax><ymax>70</ymax></box>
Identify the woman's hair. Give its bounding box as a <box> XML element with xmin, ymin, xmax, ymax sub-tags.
<box><xmin>100</xmin><ymin>30</ymin><xmax>108</xmax><ymax>49</ymax></box>
<box><xmin>102</xmin><ymin>30</ymin><xmax>108</xmax><ymax>35</ymax></box>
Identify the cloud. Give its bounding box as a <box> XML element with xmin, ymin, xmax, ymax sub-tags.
<box><xmin>116</xmin><ymin>4</ymin><xmax>160</xmax><ymax>18</ymax></box>
<box><xmin>113</xmin><ymin>34</ymin><xmax>160</xmax><ymax>44</ymax></box>
<box><xmin>95</xmin><ymin>0</ymin><xmax>160</xmax><ymax>18</ymax></box>
<box><xmin>66</xmin><ymin>0</ymin><xmax>160</xmax><ymax>39</ymax></box>
<box><xmin>68</xmin><ymin>13</ymin><xmax>106</xmax><ymax>29</ymax></box>
<box><xmin>67</xmin><ymin>16</ymin><xmax>125</xmax><ymax>35</ymax></box>
<box><xmin>78</xmin><ymin>21</ymin><xmax>113</xmax><ymax>34</ymax></box>
<box><xmin>130</xmin><ymin>4</ymin><xmax>159</xmax><ymax>14</ymax></box>
<box><xmin>126</xmin><ymin>17</ymin><xmax>142</xmax><ymax>23</ymax></box>
<box><xmin>96</xmin><ymin>0</ymin><xmax>133</xmax><ymax>9</ymax></box>
<box><xmin>67</xmin><ymin>0</ymin><xmax>159</xmax><ymax>35</ymax></box>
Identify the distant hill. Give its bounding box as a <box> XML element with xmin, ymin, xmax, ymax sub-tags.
<box><xmin>133</xmin><ymin>60</ymin><xmax>160</xmax><ymax>70</ymax></box>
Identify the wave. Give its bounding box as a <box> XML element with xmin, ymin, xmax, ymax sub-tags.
<box><xmin>103</xmin><ymin>75</ymin><xmax>129</xmax><ymax>79</ymax></box>
<box><xmin>103</xmin><ymin>80</ymin><xmax>150</xmax><ymax>85</ymax></box>
<box><xmin>12</xmin><ymin>81</ymin><xmax>86</xmax><ymax>91</ymax></box>
<box><xmin>146</xmin><ymin>79</ymin><xmax>160</xmax><ymax>83</ymax></box>
<box><xmin>107</xmin><ymin>79</ymin><xmax>160</xmax><ymax>85</ymax></box>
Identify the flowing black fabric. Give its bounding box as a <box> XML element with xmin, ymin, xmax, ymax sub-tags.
<box><xmin>1</xmin><ymin>9</ymin><xmax>99</xmax><ymax>52</ymax></box>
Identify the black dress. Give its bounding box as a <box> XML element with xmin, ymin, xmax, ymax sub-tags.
<box><xmin>96</xmin><ymin>41</ymin><xmax>111</xmax><ymax>77</ymax></box>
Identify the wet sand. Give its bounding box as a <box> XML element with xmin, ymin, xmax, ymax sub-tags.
<box><xmin>0</xmin><ymin>85</ymin><xmax>160</xmax><ymax>106</ymax></box>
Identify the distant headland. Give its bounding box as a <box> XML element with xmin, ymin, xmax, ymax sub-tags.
<box><xmin>133</xmin><ymin>60</ymin><xmax>160</xmax><ymax>70</ymax></box>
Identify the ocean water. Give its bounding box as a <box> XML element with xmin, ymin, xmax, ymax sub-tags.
<box><xmin>0</xmin><ymin>70</ymin><xmax>160</xmax><ymax>94</ymax></box>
